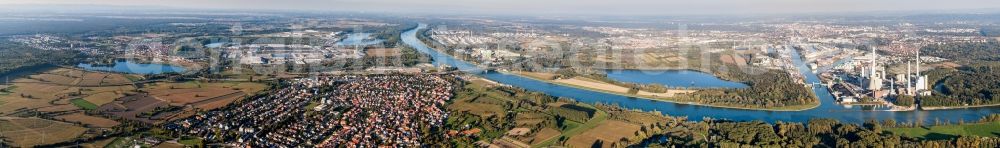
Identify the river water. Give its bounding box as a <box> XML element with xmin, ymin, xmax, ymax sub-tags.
<box><xmin>402</xmin><ymin>24</ymin><xmax>999</xmax><ymax>123</ymax></box>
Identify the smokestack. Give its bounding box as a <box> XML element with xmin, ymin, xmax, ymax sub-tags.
<box><xmin>907</xmin><ymin>61</ymin><xmax>912</xmax><ymax>95</ymax></box>
<box><xmin>871</xmin><ymin>47</ymin><xmax>878</xmax><ymax>78</ymax></box>
<box><xmin>880</xmin><ymin>66</ymin><xmax>885</xmax><ymax>80</ymax></box>
<box><xmin>890</xmin><ymin>77</ymin><xmax>895</xmax><ymax>95</ymax></box>
<box><xmin>916</xmin><ymin>48</ymin><xmax>921</xmax><ymax>77</ymax></box>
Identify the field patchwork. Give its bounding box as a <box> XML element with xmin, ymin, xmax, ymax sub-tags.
<box><xmin>0</xmin><ymin>117</ymin><xmax>88</xmax><ymax>147</ymax></box>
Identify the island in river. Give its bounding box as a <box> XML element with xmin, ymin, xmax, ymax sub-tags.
<box><xmin>512</xmin><ymin>70</ymin><xmax>820</xmax><ymax>111</ymax></box>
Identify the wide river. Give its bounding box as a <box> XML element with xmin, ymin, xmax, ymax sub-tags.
<box><xmin>402</xmin><ymin>24</ymin><xmax>999</xmax><ymax>123</ymax></box>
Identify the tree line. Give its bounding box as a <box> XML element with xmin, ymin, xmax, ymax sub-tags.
<box><xmin>647</xmin><ymin>117</ymin><xmax>1000</xmax><ymax>147</ymax></box>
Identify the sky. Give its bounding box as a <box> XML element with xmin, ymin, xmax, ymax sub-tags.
<box><xmin>3</xmin><ymin>0</ymin><xmax>1000</xmax><ymax>15</ymax></box>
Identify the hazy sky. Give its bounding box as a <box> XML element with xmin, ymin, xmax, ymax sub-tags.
<box><xmin>4</xmin><ymin>0</ymin><xmax>1000</xmax><ymax>15</ymax></box>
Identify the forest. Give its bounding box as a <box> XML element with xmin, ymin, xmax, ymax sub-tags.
<box><xmin>924</xmin><ymin>62</ymin><xmax>1000</xmax><ymax>107</ymax></box>
<box><xmin>921</xmin><ymin>41</ymin><xmax>1000</xmax><ymax>61</ymax></box>
<box><xmin>648</xmin><ymin>117</ymin><xmax>1000</xmax><ymax>147</ymax></box>
<box><xmin>0</xmin><ymin>40</ymin><xmax>84</xmax><ymax>75</ymax></box>
<box><xmin>677</xmin><ymin>63</ymin><xmax>817</xmax><ymax>109</ymax></box>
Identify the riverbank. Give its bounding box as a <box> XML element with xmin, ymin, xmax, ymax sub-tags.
<box><xmin>509</xmin><ymin>71</ymin><xmax>819</xmax><ymax>111</ymax></box>
<box><xmin>922</xmin><ymin>103</ymin><xmax>1000</xmax><ymax>110</ymax></box>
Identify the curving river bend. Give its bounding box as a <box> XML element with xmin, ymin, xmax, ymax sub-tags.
<box><xmin>402</xmin><ymin>24</ymin><xmax>999</xmax><ymax>123</ymax></box>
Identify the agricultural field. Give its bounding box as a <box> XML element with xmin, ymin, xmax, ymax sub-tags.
<box><xmin>78</xmin><ymin>137</ymin><xmax>117</xmax><ymax>148</ymax></box>
<box><xmin>0</xmin><ymin>68</ymin><xmax>137</xmax><ymax>114</ymax></box>
<box><xmin>177</xmin><ymin>136</ymin><xmax>204</xmax><ymax>146</ymax></box>
<box><xmin>35</xmin><ymin>104</ymin><xmax>79</xmax><ymax>112</ymax></box>
<box><xmin>190</xmin><ymin>91</ymin><xmax>248</xmax><ymax>110</ymax></box>
<box><xmin>448</xmin><ymin>101</ymin><xmax>506</xmax><ymax>118</ymax></box>
<box><xmin>0</xmin><ymin>85</ymin><xmax>11</xmax><ymax>95</ymax></box>
<box><xmin>0</xmin><ymin>117</ymin><xmax>88</xmax><ymax>147</ymax></box>
<box><xmin>533</xmin><ymin>108</ymin><xmax>609</xmax><ymax>147</ymax></box>
<box><xmin>54</xmin><ymin>113</ymin><xmax>121</xmax><ymax>128</ymax></box>
<box><xmin>0</xmin><ymin>82</ymin><xmax>72</xmax><ymax>114</ymax></box>
<box><xmin>147</xmin><ymin>87</ymin><xmax>242</xmax><ymax>105</ymax></box>
<box><xmin>565</xmin><ymin>120</ymin><xmax>643</xmax><ymax>148</ymax></box>
<box><xmin>34</xmin><ymin>68</ymin><xmax>135</xmax><ymax>87</ymax></box>
<box><xmin>513</xmin><ymin>112</ymin><xmax>548</xmax><ymax>127</ymax></box>
<box><xmin>101</xmin><ymin>137</ymin><xmax>141</xmax><ymax>148</ymax></box>
<box><xmin>45</xmin><ymin>68</ymin><xmax>85</xmax><ymax>78</ymax></box>
<box><xmin>98</xmin><ymin>94</ymin><xmax>170</xmax><ymax>124</ymax></box>
<box><xmin>142</xmin><ymin>81</ymin><xmax>265</xmax><ymax>110</ymax></box>
<box><xmin>154</xmin><ymin>142</ymin><xmax>187</xmax><ymax>148</ymax></box>
<box><xmin>81</xmin><ymin>91</ymin><xmax>124</xmax><ymax>106</ymax></box>
<box><xmin>93</xmin><ymin>81</ymin><xmax>266</xmax><ymax>124</ymax></box>
<box><xmin>365</xmin><ymin>48</ymin><xmax>402</xmax><ymax>57</ymax></box>
<box><xmin>70</xmin><ymin>98</ymin><xmax>99</xmax><ymax>110</ymax></box>
<box><xmin>98</xmin><ymin>74</ymin><xmax>133</xmax><ymax>86</ymax></box>
<box><xmin>448</xmin><ymin>78</ymin><xmax>670</xmax><ymax>148</ymax></box>
<box><xmin>30</xmin><ymin>74</ymin><xmax>79</xmax><ymax>85</ymax></box>
<box><xmin>142</xmin><ymin>81</ymin><xmax>267</xmax><ymax>95</ymax></box>
<box><xmin>77</xmin><ymin>73</ymin><xmax>105</xmax><ymax>86</ymax></box>
<box><xmin>523</xmin><ymin>128</ymin><xmax>561</xmax><ymax>145</ymax></box>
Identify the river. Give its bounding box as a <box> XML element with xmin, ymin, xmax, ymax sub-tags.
<box><xmin>401</xmin><ymin>24</ymin><xmax>999</xmax><ymax>123</ymax></box>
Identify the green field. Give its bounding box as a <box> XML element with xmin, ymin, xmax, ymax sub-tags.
<box><xmin>124</xmin><ymin>75</ymin><xmax>143</xmax><ymax>82</ymax></box>
<box><xmin>887</xmin><ymin>122</ymin><xmax>1000</xmax><ymax>140</ymax></box>
<box><xmin>533</xmin><ymin>105</ymin><xmax>609</xmax><ymax>147</ymax></box>
<box><xmin>178</xmin><ymin>136</ymin><xmax>203</xmax><ymax>146</ymax></box>
<box><xmin>0</xmin><ymin>85</ymin><xmax>15</xmax><ymax>95</ymax></box>
<box><xmin>305</xmin><ymin>101</ymin><xmax>320</xmax><ymax>109</ymax></box>
<box><xmin>103</xmin><ymin>137</ymin><xmax>125</xmax><ymax>148</ymax></box>
<box><xmin>103</xmin><ymin>137</ymin><xmax>151</xmax><ymax>148</ymax></box>
<box><xmin>70</xmin><ymin>98</ymin><xmax>98</xmax><ymax>110</ymax></box>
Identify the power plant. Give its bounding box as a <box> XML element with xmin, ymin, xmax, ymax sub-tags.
<box><xmin>830</xmin><ymin>46</ymin><xmax>931</xmax><ymax>106</ymax></box>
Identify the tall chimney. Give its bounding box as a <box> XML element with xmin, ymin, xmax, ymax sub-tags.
<box><xmin>907</xmin><ymin>61</ymin><xmax>912</xmax><ymax>95</ymax></box>
<box><xmin>916</xmin><ymin>48</ymin><xmax>921</xmax><ymax>77</ymax></box>
<box><xmin>871</xmin><ymin>47</ymin><xmax>878</xmax><ymax>78</ymax></box>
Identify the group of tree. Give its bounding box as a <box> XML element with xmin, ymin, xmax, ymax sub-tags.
<box><xmin>682</xmin><ymin>67</ymin><xmax>817</xmax><ymax>109</ymax></box>
<box><xmin>921</xmin><ymin>41</ymin><xmax>1000</xmax><ymax>61</ymax></box>
<box><xmin>924</xmin><ymin>62</ymin><xmax>1000</xmax><ymax>107</ymax></box>
<box><xmin>0</xmin><ymin>40</ymin><xmax>85</xmax><ymax>75</ymax></box>
<box><xmin>649</xmin><ymin>118</ymin><xmax>1000</xmax><ymax>147</ymax></box>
